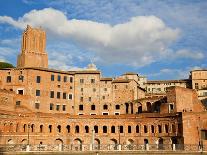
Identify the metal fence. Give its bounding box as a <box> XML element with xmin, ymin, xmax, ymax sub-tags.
<box><xmin>0</xmin><ymin>144</ymin><xmax>206</xmax><ymax>152</ymax></box>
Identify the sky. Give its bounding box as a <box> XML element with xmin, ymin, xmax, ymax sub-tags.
<box><xmin>0</xmin><ymin>0</ymin><xmax>206</xmax><ymax>80</ymax></box>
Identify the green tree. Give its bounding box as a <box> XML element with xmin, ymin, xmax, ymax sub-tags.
<box><xmin>0</xmin><ymin>62</ymin><xmax>14</xmax><ymax>69</ymax></box>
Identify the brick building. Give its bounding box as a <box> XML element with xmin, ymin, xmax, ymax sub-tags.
<box><xmin>0</xmin><ymin>26</ymin><xmax>207</xmax><ymax>151</ymax></box>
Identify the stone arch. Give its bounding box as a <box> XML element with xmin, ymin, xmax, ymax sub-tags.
<box><xmin>8</xmin><ymin>139</ymin><xmax>14</xmax><ymax>145</ymax></box>
<box><xmin>94</xmin><ymin>138</ymin><xmax>100</xmax><ymax>150</ymax></box>
<box><xmin>74</xmin><ymin>138</ymin><xmax>83</xmax><ymax>151</ymax></box>
<box><xmin>110</xmin><ymin>139</ymin><xmax>118</xmax><ymax>150</ymax></box>
<box><xmin>55</xmin><ymin>138</ymin><xmax>63</xmax><ymax>151</ymax></box>
<box><xmin>126</xmin><ymin>139</ymin><xmax>134</xmax><ymax>150</ymax></box>
<box><xmin>21</xmin><ymin>139</ymin><xmax>27</xmax><ymax>144</ymax></box>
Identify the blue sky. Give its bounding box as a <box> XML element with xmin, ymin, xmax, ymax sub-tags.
<box><xmin>0</xmin><ymin>0</ymin><xmax>206</xmax><ymax>80</ymax></box>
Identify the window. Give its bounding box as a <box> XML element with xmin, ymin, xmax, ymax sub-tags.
<box><xmin>144</xmin><ymin>125</ymin><xmax>148</xmax><ymax>133</ymax></box>
<box><xmin>105</xmin><ymin>81</ymin><xmax>107</xmax><ymax>84</ymax></box>
<box><xmin>103</xmin><ymin>104</ymin><xmax>108</xmax><ymax>110</ymax></box>
<box><xmin>36</xmin><ymin>76</ymin><xmax>41</xmax><ymax>83</ymax></box>
<box><xmin>50</xmin><ymin>103</ymin><xmax>54</xmax><ymax>110</ymax></box>
<box><xmin>40</xmin><ymin>125</ymin><xmax>43</xmax><ymax>133</ymax></box>
<box><xmin>201</xmin><ymin>130</ymin><xmax>207</xmax><ymax>140</ymax></box>
<box><xmin>151</xmin><ymin>125</ymin><xmax>155</xmax><ymax>133</ymax></box>
<box><xmin>128</xmin><ymin>126</ymin><xmax>132</xmax><ymax>133</ymax></box>
<box><xmin>6</xmin><ymin>76</ymin><xmax>11</xmax><ymax>83</ymax></box>
<box><xmin>89</xmin><ymin>97</ymin><xmax>91</xmax><ymax>102</ymax></box>
<box><xmin>36</xmin><ymin>90</ymin><xmax>40</xmax><ymax>96</ymax></box>
<box><xmin>57</xmin><ymin>75</ymin><xmax>61</xmax><ymax>81</ymax></box>
<box><xmin>64</xmin><ymin>76</ymin><xmax>67</xmax><ymax>82</ymax></box>
<box><xmin>70</xmin><ymin>86</ymin><xmax>73</xmax><ymax>89</ymax></box>
<box><xmin>80</xmin><ymin>79</ymin><xmax>84</xmax><ymax>83</ymax></box>
<box><xmin>50</xmin><ymin>91</ymin><xmax>54</xmax><ymax>98</ymax></box>
<box><xmin>57</xmin><ymin>125</ymin><xmax>61</xmax><ymax>133</ymax></box>
<box><xmin>85</xmin><ymin>126</ymin><xmax>89</xmax><ymax>133</ymax></box>
<box><xmin>80</xmin><ymin>97</ymin><xmax>83</xmax><ymax>102</ymax></box>
<box><xmin>91</xmin><ymin>105</ymin><xmax>95</xmax><ymax>110</ymax></box>
<box><xmin>66</xmin><ymin>125</ymin><xmax>70</xmax><ymax>133</ymax></box>
<box><xmin>136</xmin><ymin>125</ymin><xmax>139</xmax><ymax>133</ymax></box>
<box><xmin>119</xmin><ymin>126</ymin><xmax>123</xmax><ymax>133</ymax></box>
<box><xmin>70</xmin><ymin>77</ymin><xmax>73</xmax><ymax>83</ymax></box>
<box><xmin>69</xmin><ymin>94</ymin><xmax>73</xmax><ymax>100</ymax></box>
<box><xmin>19</xmin><ymin>75</ymin><xmax>24</xmax><ymax>82</ymax></box>
<box><xmin>63</xmin><ymin>93</ymin><xmax>67</xmax><ymax>99</ymax></box>
<box><xmin>115</xmin><ymin>104</ymin><xmax>120</xmax><ymax>110</ymax></box>
<box><xmin>35</xmin><ymin>103</ymin><xmax>40</xmax><ymax>109</ymax></box>
<box><xmin>125</xmin><ymin>85</ymin><xmax>128</xmax><ymax>89</ymax></box>
<box><xmin>62</xmin><ymin>105</ymin><xmax>66</xmax><ymax>111</ymax></box>
<box><xmin>102</xmin><ymin>112</ymin><xmax>109</xmax><ymax>115</ymax></box>
<box><xmin>114</xmin><ymin>85</ymin><xmax>117</xmax><ymax>89</ymax></box>
<box><xmin>158</xmin><ymin>125</ymin><xmax>162</xmax><ymax>133</ymax></box>
<box><xmin>94</xmin><ymin>126</ymin><xmax>98</xmax><ymax>133</ymax></box>
<box><xmin>104</xmin><ymin>88</ymin><xmax>107</xmax><ymax>91</ymax></box>
<box><xmin>16</xmin><ymin>101</ymin><xmax>21</xmax><ymax>106</ymax></box>
<box><xmin>56</xmin><ymin>105</ymin><xmax>60</xmax><ymax>111</ymax></box>
<box><xmin>111</xmin><ymin>126</ymin><xmax>115</xmax><ymax>133</ymax></box>
<box><xmin>57</xmin><ymin>92</ymin><xmax>61</xmax><ymax>99</ymax></box>
<box><xmin>75</xmin><ymin>125</ymin><xmax>79</xmax><ymax>133</ymax></box>
<box><xmin>115</xmin><ymin>112</ymin><xmax>120</xmax><ymax>115</ymax></box>
<box><xmin>169</xmin><ymin>104</ymin><xmax>174</xmax><ymax>111</ymax></box>
<box><xmin>165</xmin><ymin>124</ymin><xmax>169</xmax><ymax>133</ymax></box>
<box><xmin>103</xmin><ymin>126</ymin><xmax>107</xmax><ymax>133</ymax></box>
<box><xmin>51</xmin><ymin>75</ymin><xmax>54</xmax><ymax>81</ymax></box>
<box><xmin>91</xmin><ymin>79</ymin><xmax>95</xmax><ymax>83</ymax></box>
<box><xmin>172</xmin><ymin>124</ymin><xmax>176</xmax><ymax>133</ymax></box>
<box><xmin>102</xmin><ymin>96</ymin><xmax>105</xmax><ymax>99</ymax></box>
<box><xmin>49</xmin><ymin>125</ymin><xmax>52</xmax><ymax>133</ymax></box>
<box><xmin>81</xmin><ymin>88</ymin><xmax>83</xmax><ymax>92</ymax></box>
<box><xmin>79</xmin><ymin>105</ymin><xmax>83</xmax><ymax>111</ymax></box>
<box><xmin>195</xmin><ymin>83</ymin><xmax>199</xmax><ymax>89</ymax></box>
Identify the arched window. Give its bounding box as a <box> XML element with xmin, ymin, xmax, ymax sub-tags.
<box><xmin>40</xmin><ymin>125</ymin><xmax>43</xmax><ymax>133</ymax></box>
<box><xmin>115</xmin><ymin>104</ymin><xmax>120</xmax><ymax>110</ymax></box>
<box><xmin>31</xmin><ymin>124</ymin><xmax>35</xmax><ymax>132</ymax></box>
<box><xmin>165</xmin><ymin>124</ymin><xmax>169</xmax><ymax>133</ymax></box>
<box><xmin>128</xmin><ymin>126</ymin><xmax>132</xmax><ymax>133</ymax></box>
<box><xmin>49</xmin><ymin>125</ymin><xmax>52</xmax><ymax>133</ymax></box>
<box><xmin>151</xmin><ymin>125</ymin><xmax>154</xmax><ymax>133</ymax></box>
<box><xmin>144</xmin><ymin>125</ymin><xmax>148</xmax><ymax>133</ymax></box>
<box><xmin>85</xmin><ymin>126</ymin><xmax>89</xmax><ymax>133</ymax></box>
<box><xmin>103</xmin><ymin>104</ymin><xmax>108</xmax><ymax>110</ymax></box>
<box><xmin>57</xmin><ymin>125</ymin><xmax>61</xmax><ymax>133</ymax></box>
<box><xmin>75</xmin><ymin>125</ymin><xmax>79</xmax><ymax>133</ymax></box>
<box><xmin>158</xmin><ymin>125</ymin><xmax>162</xmax><ymax>133</ymax></box>
<box><xmin>94</xmin><ymin>125</ymin><xmax>98</xmax><ymax>133</ymax></box>
<box><xmin>23</xmin><ymin>124</ymin><xmax>26</xmax><ymax>132</ymax></box>
<box><xmin>66</xmin><ymin>125</ymin><xmax>70</xmax><ymax>133</ymax></box>
<box><xmin>136</xmin><ymin>125</ymin><xmax>139</xmax><ymax>133</ymax></box>
<box><xmin>103</xmin><ymin>126</ymin><xmax>107</xmax><ymax>133</ymax></box>
<box><xmin>111</xmin><ymin>126</ymin><xmax>115</xmax><ymax>133</ymax></box>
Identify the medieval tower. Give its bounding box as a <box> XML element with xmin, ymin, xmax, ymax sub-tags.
<box><xmin>17</xmin><ymin>25</ymin><xmax>48</xmax><ymax>68</ymax></box>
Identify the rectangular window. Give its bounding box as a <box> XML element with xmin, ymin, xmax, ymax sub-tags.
<box><xmin>63</xmin><ymin>92</ymin><xmax>67</xmax><ymax>99</ymax></box>
<box><xmin>57</xmin><ymin>75</ymin><xmax>61</xmax><ymax>82</ymax></box>
<box><xmin>35</xmin><ymin>103</ymin><xmax>40</xmax><ymax>109</ymax></box>
<box><xmin>128</xmin><ymin>126</ymin><xmax>132</xmax><ymax>133</ymax></box>
<box><xmin>195</xmin><ymin>83</ymin><xmax>199</xmax><ymax>89</ymax></box>
<box><xmin>36</xmin><ymin>90</ymin><xmax>40</xmax><ymax>96</ymax></box>
<box><xmin>201</xmin><ymin>130</ymin><xmax>207</xmax><ymax>140</ymax></box>
<box><xmin>91</xmin><ymin>79</ymin><xmax>95</xmax><ymax>83</ymax></box>
<box><xmin>91</xmin><ymin>105</ymin><xmax>96</xmax><ymax>110</ymax></box>
<box><xmin>70</xmin><ymin>77</ymin><xmax>73</xmax><ymax>83</ymax></box>
<box><xmin>56</xmin><ymin>105</ymin><xmax>60</xmax><ymax>111</ymax></box>
<box><xmin>80</xmin><ymin>79</ymin><xmax>84</xmax><ymax>83</ymax></box>
<box><xmin>69</xmin><ymin>94</ymin><xmax>73</xmax><ymax>100</ymax></box>
<box><xmin>57</xmin><ymin>92</ymin><xmax>61</xmax><ymax>99</ymax></box>
<box><xmin>6</xmin><ymin>76</ymin><xmax>11</xmax><ymax>83</ymax></box>
<box><xmin>50</xmin><ymin>103</ymin><xmax>54</xmax><ymax>110</ymax></box>
<box><xmin>79</xmin><ymin>105</ymin><xmax>83</xmax><ymax>111</ymax></box>
<box><xmin>17</xmin><ymin>89</ymin><xmax>24</xmax><ymax>95</ymax></box>
<box><xmin>64</xmin><ymin>76</ymin><xmax>67</xmax><ymax>82</ymax></box>
<box><xmin>102</xmin><ymin>112</ymin><xmax>109</xmax><ymax>115</ymax></box>
<box><xmin>51</xmin><ymin>74</ymin><xmax>55</xmax><ymax>81</ymax></box>
<box><xmin>36</xmin><ymin>76</ymin><xmax>41</xmax><ymax>83</ymax></box>
<box><xmin>50</xmin><ymin>91</ymin><xmax>54</xmax><ymax>98</ymax></box>
<box><xmin>19</xmin><ymin>75</ymin><xmax>24</xmax><ymax>82</ymax></box>
<box><xmin>62</xmin><ymin>105</ymin><xmax>66</xmax><ymax>111</ymax></box>
<box><xmin>119</xmin><ymin>126</ymin><xmax>123</xmax><ymax>133</ymax></box>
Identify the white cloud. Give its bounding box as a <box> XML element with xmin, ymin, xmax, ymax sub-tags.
<box><xmin>0</xmin><ymin>8</ymin><xmax>183</xmax><ymax>67</ymax></box>
<box><xmin>173</xmin><ymin>49</ymin><xmax>204</xmax><ymax>60</ymax></box>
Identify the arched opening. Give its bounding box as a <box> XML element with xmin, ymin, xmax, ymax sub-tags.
<box><xmin>9</xmin><ymin>123</ymin><xmax>13</xmax><ymax>132</ymax></box>
<box><xmin>55</xmin><ymin>138</ymin><xmax>63</xmax><ymax>151</ymax></box>
<box><xmin>158</xmin><ymin>138</ymin><xmax>164</xmax><ymax>150</ymax></box>
<box><xmin>103</xmin><ymin>126</ymin><xmax>107</xmax><ymax>133</ymax></box>
<box><xmin>31</xmin><ymin>124</ymin><xmax>35</xmax><ymax>132</ymax></box>
<box><xmin>66</xmin><ymin>125</ymin><xmax>70</xmax><ymax>133</ymax></box>
<box><xmin>94</xmin><ymin>138</ymin><xmax>100</xmax><ymax>150</ymax></box>
<box><xmin>158</xmin><ymin>125</ymin><xmax>162</xmax><ymax>133</ymax></box>
<box><xmin>40</xmin><ymin>125</ymin><xmax>43</xmax><ymax>133</ymax></box>
<box><xmin>138</xmin><ymin>106</ymin><xmax>142</xmax><ymax>114</ymax></box>
<box><xmin>172</xmin><ymin>124</ymin><xmax>176</xmax><ymax>133</ymax></box>
<box><xmin>110</xmin><ymin>139</ymin><xmax>118</xmax><ymax>150</ymax></box>
<box><xmin>126</xmin><ymin>139</ymin><xmax>134</xmax><ymax>150</ymax></box>
<box><xmin>125</xmin><ymin>103</ymin><xmax>129</xmax><ymax>114</ymax></box>
<box><xmin>94</xmin><ymin>125</ymin><xmax>98</xmax><ymax>133</ymax></box>
<box><xmin>74</xmin><ymin>138</ymin><xmax>82</xmax><ymax>151</ymax></box>
<box><xmin>165</xmin><ymin>124</ymin><xmax>169</xmax><ymax>133</ymax></box>
<box><xmin>8</xmin><ymin>139</ymin><xmax>14</xmax><ymax>145</ymax></box>
<box><xmin>151</xmin><ymin>125</ymin><xmax>155</xmax><ymax>133</ymax></box>
<box><xmin>136</xmin><ymin>125</ymin><xmax>139</xmax><ymax>133</ymax></box>
<box><xmin>128</xmin><ymin>126</ymin><xmax>132</xmax><ymax>133</ymax></box>
<box><xmin>49</xmin><ymin>125</ymin><xmax>52</xmax><ymax>133</ymax></box>
<box><xmin>75</xmin><ymin>125</ymin><xmax>79</xmax><ymax>133</ymax></box>
<box><xmin>130</xmin><ymin>103</ymin><xmax>133</xmax><ymax>114</ymax></box>
<box><xmin>144</xmin><ymin>139</ymin><xmax>148</xmax><ymax>150</ymax></box>
<box><xmin>146</xmin><ymin>102</ymin><xmax>151</xmax><ymax>112</ymax></box>
<box><xmin>171</xmin><ymin>137</ymin><xmax>178</xmax><ymax>150</ymax></box>
<box><xmin>111</xmin><ymin>126</ymin><xmax>115</xmax><ymax>133</ymax></box>
<box><xmin>85</xmin><ymin>126</ymin><xmax>89</xmax><ymax>133</ymax></box>
<box><xmin>144</xmin><ymin>125</ymin><xmax>148</xmax><ymax>133</ymax></box>
<box><xmin>57</xmin><ymin>125</ymin><xmax>61</xmax><ymax>133</ymax></box>
<box><xmin>23</xmin><ymin>124</ymin><xmax>26</xmax><ymax>132</ymax></box>
<box><xmin>16</xmin><ymin>123</ymin><xmax>19</xmax><ymax>132</ymax></box>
